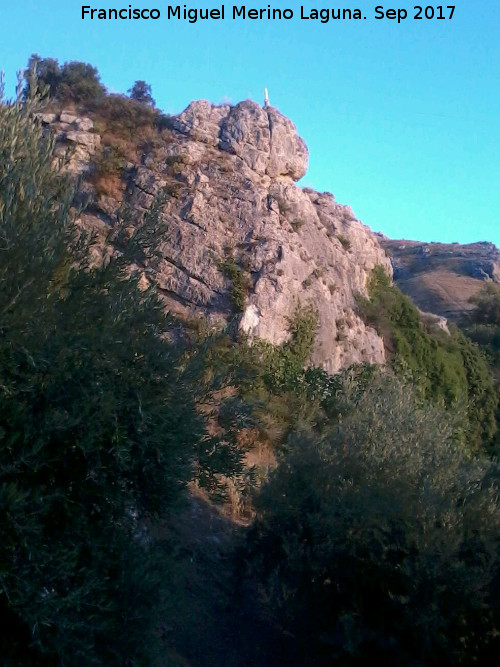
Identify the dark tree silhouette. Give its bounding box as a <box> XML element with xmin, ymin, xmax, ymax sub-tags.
<box><xmin>128</xmin><ymin>79</ymin><xmax>155</xmax><ymax>106</ymax></box>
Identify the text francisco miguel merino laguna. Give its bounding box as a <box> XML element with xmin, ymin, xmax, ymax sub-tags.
<box><xmin>81</xmin><ymin>5</ymin><xmax>373</xmax><ymax>22</ymax></box>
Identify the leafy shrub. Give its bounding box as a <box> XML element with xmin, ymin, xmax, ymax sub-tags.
<box><xmin>218</xmin><ymin>256</ymin><xmax>252</xmax><ymax>312</ymax></box>
<box><xmin>200</xmin><ymin>304</ymin><xmax>322</xmax><ymax>451</ymax></box>
<box><xmin>24</xmin><ymin>55</ymin><xmax>106</xmax><ymax>102</ymax></box>
<box><xmin>285</xmin><ymin>304</ymin><xmax>319</xmax><ymax>367</ymax></box>
<box><xmin>90</xmin><ymin>144</ymin><xmax>127</xmax><ymax>197</ymax></box>
<box><xmin>23</xmin><ymin>54</ymin><xmax>61</xmax><ymax>99</ymax></box>
<box><xmin>242</xmin><ymin>303</ymin><xmax>319</xmax><ymax>399</ymax></box>
<box><xmin>337</xmin><ymin>232</ymin><xmax>351</xmax><ymax>250</ymax></box>
<box><xmin>90</xmin><ymin>93</ymin><xmax>158</xmax><ymax>140</ymax></box>
<box><xmin>290</xmin><ymin>218</ymin><xmax>304</xmax><ymax>232</ymax></box>
<box><xmin>87</xmin><ymin>94</ymin><xmax>168</xmax><ymax>188</ymax></box>
<box><xmin>163</xmin><ymin>179</ymin><xmax>183</xmax><ymax>199</ymax></box>
<box><xmin>128</xmin><ymin>80</ymin><xmax>155</xmax><ymax>106</ymax></box>
<box><xmin>464</xmin><ymin>283</ymin><xmax>500</xmax><ymax>370</ymax></box>
<box><xmin>461</xmin><ymin>283</ymin><xmax>500</xmax><ymax>452</ymax></box>
<box><xmin>154</xmin><ymin>112</ymin><xmax>174</xmax><ymax>131</ymax></box>
<box><xmin>24</xmin><ymin>56</ymin><xmax>165</xmax><ymax>173</ymax></box>
<box><xmin>0</xmin><ymin>84</ymin><xmax>239</xmax><ymax>665</ymax></box>
<box><xmin>57</xmin><ymin>61</ymin><xmax>106</xmax><ymax>102</ymax></box>
<box><xmin>246</xmin><ymin>373</ymin><xmax>500</xmax><ymax>665</ymax></box>
<box><xmin>166</xmin><ymin>154</ymin><xmax>190</xmax><ymax>173</ymax></box>
<box><xmin>469</xmin><ymin>283</ymin><xmax>500</xmax><ymax>327</ymax></box>
<box><xmin>358</xmin><ymin>266</ymin><xmax>497</xmax><ymax>452</ymax></box>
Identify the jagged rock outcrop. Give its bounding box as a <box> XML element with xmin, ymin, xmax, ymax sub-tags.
<box><xmin>50</xmin><ymin>99</ymin><xmax>392</xmax><ymax>374</ymax></box>
<box><xmin>172</xmin><ymin>100</ymin><xmax>308</xmax><ymax>180</ymax></box>
<box><xmin>380</xmin><ymin>238</ymin><xmax>500</xmax><ymax>321</ymax></box>
<box><xmin>37</xmin><ymin>110</ymin><xmax>100</xmax><ymax>173</ymax></box>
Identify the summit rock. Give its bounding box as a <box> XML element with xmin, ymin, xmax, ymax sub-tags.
<box><xmin>50</xmin><ymin>99</ymin><xmax>392</xmax><ymax>374</ymax></box>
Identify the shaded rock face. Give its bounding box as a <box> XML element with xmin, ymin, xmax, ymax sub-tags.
<box><xmin>53</xmin><ymin>99</ymin><xmax>391</xmax><ymax>374</ymax></box>
<box><xmin>380</xmin><ymin>238</ymin><xmax>500</xmax><ymax>321</ymax></box>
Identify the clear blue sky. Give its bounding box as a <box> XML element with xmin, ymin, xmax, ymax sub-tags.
<box><xmin>2</xmin><ymin>1</ymin><xmax>499</xmax><ymax>246</ymax></box>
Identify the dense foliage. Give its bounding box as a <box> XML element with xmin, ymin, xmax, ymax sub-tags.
<box><xmin>463</xmin><ymin>283</ymin><xmax>500</xmax><ymax>373</ymax></box>
<box><xmin>358</xmin><ymin>266</ymin><xmax>498</xmax><ymax>452</ymax></box>
<box><xmin>218</xmin><ymin>257</ymin><xmax>252</xmax><ymax>312</ymax></box>
<box><xmin>201</xmin><ymin>303</ymin><xmax>323</xmax><ymax>452</ymax></box>
<box><xmin>0</xmin><ymin>85</ymin><xmax>238</xmax><ymax>664</ymax></box>
<box><xmin>128</xmin><ymin>80</ymin><xmax>155</xmax><ymax>106</ymax></box>
<box><xmin>246</xmin><ymin>373</ymin><xmax>500</xmax><ymax>665</ymax></box>
<box><xmin>24</xmin><ymin>54</ymin><xmax>107</xmax><ymax>102</ymax></box>
<box><xmin>460</xmin><ymin>283</ymin><xmax>500</xmax><ymax>452</ymax></box>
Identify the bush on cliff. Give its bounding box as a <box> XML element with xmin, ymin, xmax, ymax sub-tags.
<box><xmin>245</xmin><ymin>373</ymin><xmax>500</xmax><ymax>665</ymax></box>
<box><xmin>358</xmin><ymin>266</ymin><xmax>497</xmax><ymax>452</ymax></box>
<box><xmin>0</xmin><ymin>83</ymin><xmax>231</xmax><ymax>664</ymax></box>
<box><xmin>24</xmin><ymin>54</ymin><xmax>106</xmax><ymax>102</ymax></box>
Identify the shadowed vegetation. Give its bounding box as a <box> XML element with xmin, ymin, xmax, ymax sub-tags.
<box><xmin>3</xmin><ymin>59</ymin><xmax>500</xmax><ymax>666</ymax></box>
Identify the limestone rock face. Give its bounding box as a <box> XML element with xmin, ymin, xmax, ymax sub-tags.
<box><xmin>39</xmin><ymin>109</ymin><xmax>100</xmax><ymax>174</ymax></box>
<box><xmin>219</xmin><ymin>101</ymin><xmax>271</xmax><ymax>174</ymax></box>
<box><xmin>170</xmin><ymin>99</ymin><xmax>308</xmax><ymax>180</ymax></box>
<box><xmin>266</xmin><ymin>106</ymin><xmax>308</xmax><ymax>179</ymax></box>
<box><xmin>171</xmin><ymin>100</ymin><xmax>230</xmax><ymax>146</ymax></box>
<box><xmin>50</xmin><ymin>99</ymin><xmax>392</xmax><ymax>374</ymax></box>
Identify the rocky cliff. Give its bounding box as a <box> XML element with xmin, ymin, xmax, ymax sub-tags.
<box><xmin>40</xmin><ymin>100</ymin><xmax>392</xmax><ymax>374</ymax></box>
<box><xmin>380</xmin><ymin>237</ymin><xmax>500</xmax><ymax>321</ymax></box>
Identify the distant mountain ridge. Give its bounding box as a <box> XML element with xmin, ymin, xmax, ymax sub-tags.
<box><xmin>379</xmin><ymin>237</ymin><xmax>500</xmax><ymax>321</ymax></box>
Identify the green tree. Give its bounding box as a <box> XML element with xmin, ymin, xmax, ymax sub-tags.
<box><xmin>58</xmin><ymin>60</ymin><xmax>106</xmax><ymax>102</ymax></box>
<box><xmin>0</xmin><ymin>84</ymin><xmax>214</xmax><ymax>664</ymax></box>
<box><xmin>461</xmin><ymin>283</ymin><xmax>500</xmax><ymax>452</ymax></box>
<box><xmin>128</xmin><ymin>79</ymin><xmax>155</xmax><ymax>106</ymax></box>
<box><xmin>23</xmin><ymin>54</ymin><xmax>61</xmax><ymax>99</ymax></box>
<box><xmin>464</xmin><ymin>283</ymin><xmax>500</xmax><ymax>370</ymax></box>
<box><xmin>469</xmin><ymin>283</ymin><xmax>500</xmax><ymax>327</ymax></box>
<box><xmin>246</xmin><ymin>373</ymin><xmax>500</xmax><ymax>665</ymax></box>
<box><xmin>23</xmin><ymin>56</ymin><xmax>106</xmax><ymax>103</ymax></box>
<box><xmin>358</xmin><ymin>266</ymin><xmax>497</xmax><ymax>452</ymax></box>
